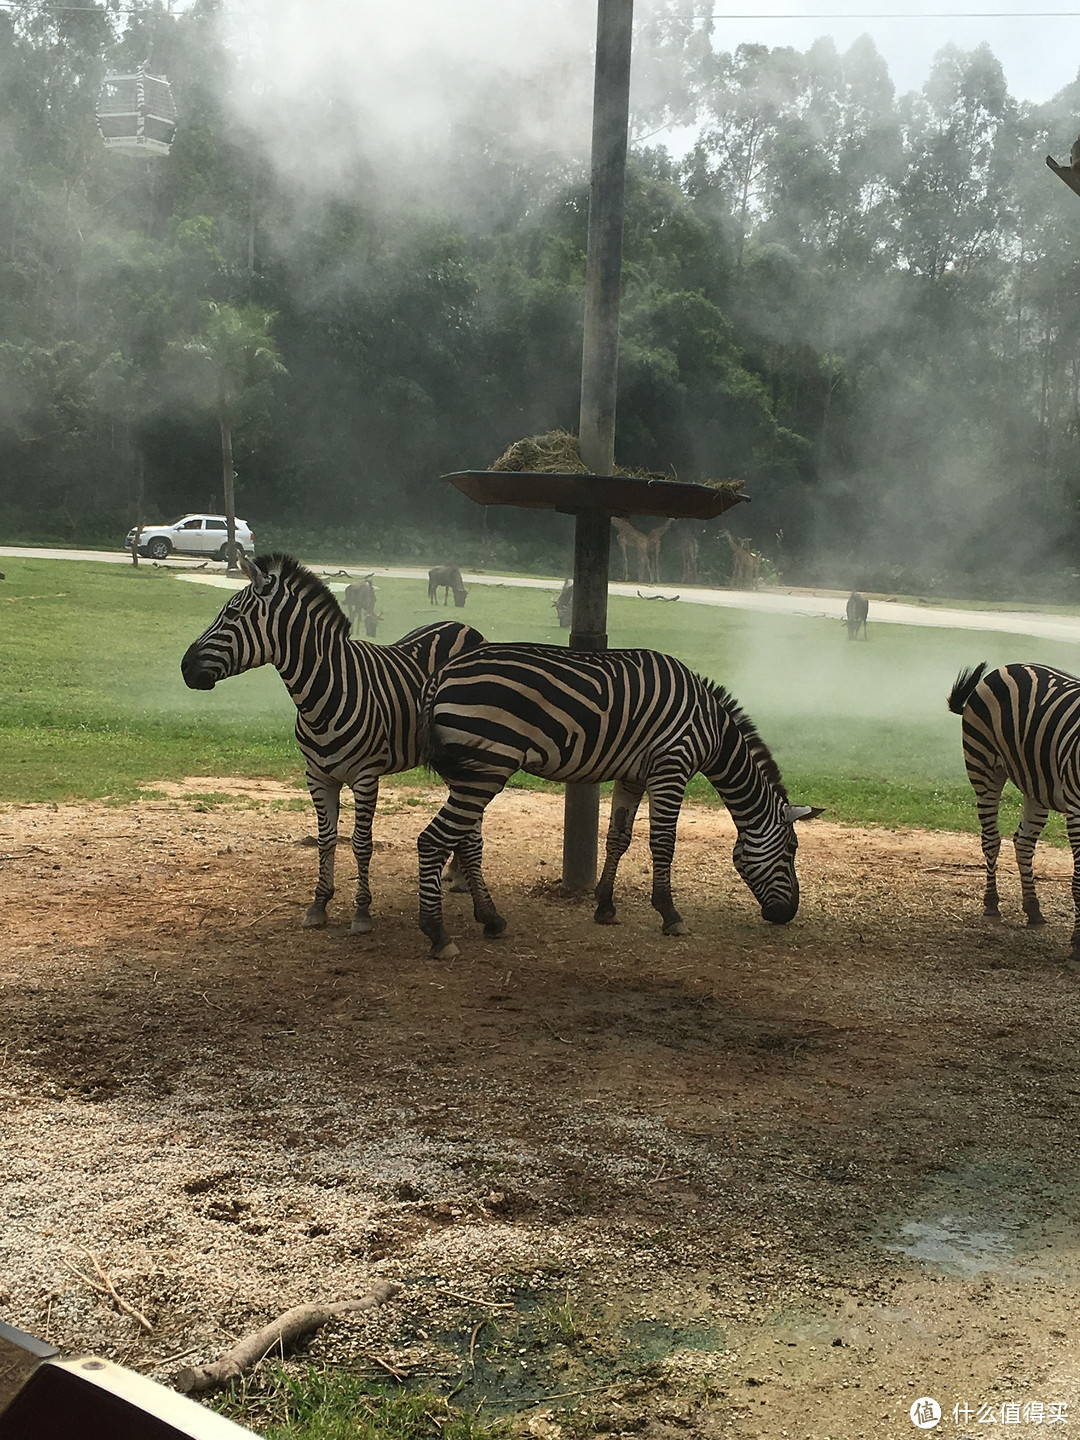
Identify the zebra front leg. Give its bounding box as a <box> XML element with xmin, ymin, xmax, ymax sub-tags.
<box><xmin>594</xmin><ymin>780</ymin><xmax>645</xmax><ymax>925</ymax></box>
<box><xmin>1012</xmin><ymin>795</ymin><xmax>1049</xmax><ymax>927</ymax></box>
<box><xmin>348</xmin><ymin>773</ymin><xmax>381</xmax><ymax>934</ymax></box>
<box><xmin>303</xmin><ymin>773</ymin><xmax>341</xmax><ymax>928</ymax></box>
<box><xmin>1067</xmin><ymin>813</ymin><xmax>1080</xmax><ymax>965</ymax></box>
<box><xmin>646</xmin><ymin>774</ymin><xmax>690</xmax><ymax>936</ymax></box>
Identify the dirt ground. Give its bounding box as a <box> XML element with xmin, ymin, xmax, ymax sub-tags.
<box><xmin>2</xmin><ymin>781</ymin><xmax>1080</xmax><ymax>1439</ymax></box>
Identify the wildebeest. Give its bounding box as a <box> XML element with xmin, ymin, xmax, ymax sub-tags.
<box><xmin>343</xmin><ymin>575</ymin><xmax>377</xmax><ymax>629</ymax></box>
<box><xmin>553</xmin><ymin>579</ymin><xmax>573</xmax><ymax>628</ymax></box>
<box><xmin>428</xmin><ymin>565</ymin><xmax>467</xmax><ymax>607</ymax></box>
<box><xmin>845</xmin><ymin>591</ymin><xmax>869</xmax><ymax>640</ymax></box>
<box><xmin>362</xmin><ymin>611</ymin><xmax>382</xmax><ymax>638</ymax></box>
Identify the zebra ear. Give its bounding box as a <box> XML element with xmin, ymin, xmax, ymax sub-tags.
<box><xmin>241</xmin><ymin>556</ymin><xmax>273</xmax><ymax>595</ymax></box>
<box><xmin>783</xmin><ymin>804</ymin><xmax>824</xmax><ymax>823</ymax></box>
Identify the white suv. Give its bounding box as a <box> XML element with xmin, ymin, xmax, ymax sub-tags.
<box><xmin>126</xmin><ymin>514</ymin><xmax>255</xmax><ymax>562</ymax></box>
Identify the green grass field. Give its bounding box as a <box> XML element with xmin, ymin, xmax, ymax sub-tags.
<box><xmin>1</xmin><ymin>553</ymin><xmax>1077</xmax><ymax>838</ymax></box>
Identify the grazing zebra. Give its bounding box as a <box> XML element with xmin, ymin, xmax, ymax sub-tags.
<box><xmin>415</xmin><ymin>643</ymin><xmax>820</xmax><ymax>957</ymax></box>
<box><xmin>845</xmin><ymin>592</ymin><xmax>869</xmax><ymax>640</ymax></box>
<box><xmin>428</xmin><ymin>565</ymin><xmax>467</xmax><ymax>607</ymax></box>
<box><xmin>181</xmin><ymin>553</ymin><xmax>485</xmax><ymax>933</ymax></box>
<box><xmin>949</xmin><ymin>661</ymin><xmax>1080</xmax><ymax>962</ymax></box>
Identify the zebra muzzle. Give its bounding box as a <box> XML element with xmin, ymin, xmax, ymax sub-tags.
<box><xmin>181</xmin><ymin>646</ymin><xmax>218</xmax><ymax>690</ymax></box>
<box><xmin>761</xmin><ymin>898</ymin><xmax>798</xmax><ymax>924</ymax></box>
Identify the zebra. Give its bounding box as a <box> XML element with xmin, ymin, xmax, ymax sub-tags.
<box><xmin>845</xmin><ymin>592</ymin><xmax>868</xmax><ymax>640</ymax></box>
<box><xmin>415</xmin><ymin>643</ymin><xmax>820</xmax><ymax>957</ymax></box>
<box><xmin>180</xmin><ymin>553</ymin><xmax>485</xmax><ymax>933</ymax></box>
<box><xmin>949</xmin><ymin>661</ymin><xmax>1080</xmax><ymax>963</ymax></box>
<box><xmin>428</xmin><ymin>565</ymin><xmax>467</xmax><ymax>607</ymax></box>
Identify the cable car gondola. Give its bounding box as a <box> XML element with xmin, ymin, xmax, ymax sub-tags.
<box><xmin>96</xmin><ymin>67</ymin><xmax>177</xmax><ymax>156</ymax></box>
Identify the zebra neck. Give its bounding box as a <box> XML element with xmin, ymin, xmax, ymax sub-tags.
<box><xmin>705</xmin><ymin>717</ymin><xmax>783</xmax><ymax>826</ymax></box>
<box><xmin>276</xmin><ymin>627</ymin><xmax>357</xmax><ymax>711</ymax></box>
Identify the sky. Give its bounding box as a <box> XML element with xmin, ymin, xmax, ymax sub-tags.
<box><xmin>697</xmin><ymin>1</ymin><xmax>1080</xmax><ymax>104</ymax></box>
<box><xmin>225</xmin><ymin>1</ymin><xmax>1080</xmax><ymax>190</ymax></box>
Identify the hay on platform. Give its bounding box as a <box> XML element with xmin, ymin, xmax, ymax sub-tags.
<box><xmin>489</xmin><ymin>430</ymin><xmax>744</xmax><ymax>497</ymax></box>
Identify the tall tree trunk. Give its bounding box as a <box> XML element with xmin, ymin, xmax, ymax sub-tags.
<box><xmin>220</xmin><ymin>405</ymin><xmax>238</xmax><ymax>574</ymax></box>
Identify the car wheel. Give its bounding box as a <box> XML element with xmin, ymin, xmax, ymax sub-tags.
<box><xmin>216</xmin><ymin>545</ymin><xmax>229</xmax><ymax>563</ymax></box>
<box><xmin>147</xmin><ymin>538</ymin><xmax>171</xmax><ymax>560</ymax></box>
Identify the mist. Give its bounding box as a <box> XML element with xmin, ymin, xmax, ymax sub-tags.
<box><xmin>3</xmin><ymin>2</ymin><xmax>1080</xmax><ymax>605</ymax></box>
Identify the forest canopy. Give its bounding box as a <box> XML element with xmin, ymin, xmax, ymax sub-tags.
<box><xmin>3</xmin><ymin>0</ymin><xmax>1080</xmax><ymax>595</ymax></box>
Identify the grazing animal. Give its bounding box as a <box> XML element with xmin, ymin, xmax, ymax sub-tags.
<box><xmin>553</xmin><ymin>579</ymin><xmax>573</xmax><ymax>629</ymax></box>
<box><xmin>611</xmin><ymin>517</ymin><xmax>674</xmax><ymax>585</ymax></box>
<box><xmin>723</xmin><ymin>531</ymin><xmax>762</xmax><ymax>590</ymax></box>
<box><xmin>181</xmin><ymin>553</ymin><xmax>484</xmax><ymax>933</ymax></box>
<box><xmin>415</xmin><ymin>643</ymin><xmax>820</xmax><ymax>957</ymax></box>
<box><xmin>845</xmin><ymin>591</ymin><xmax>869</xmax><ymax>640</ymax></box>
<box><xmin>428</xmin><ymin>564</ymin><xmax>467</xmax><ymax>608</ymax></box>
<box><xmin>363</xmin><ymin>610</ymin><xmax>382</xmax><ymax>638</ymax></box>
<box><xmin>343</xmin><ymin>576</ymin><xmax>377</xmax><ymax>629</ymax></box>
<box><xmin>948</xmin><ymin>661</ymin><xmax>1080</xmax><ymax>963</ymax></box>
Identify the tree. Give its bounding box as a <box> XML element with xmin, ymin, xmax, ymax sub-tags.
<box><xmin>171</xmin><ymin>302</ymin><xmax>285</xmax><ymax>569</ymax></box>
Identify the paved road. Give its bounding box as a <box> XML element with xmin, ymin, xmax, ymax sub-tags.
<box><xmin>4</xmin><ymin>545</ymin><xmax>1080</xmax><ymax>644</ymax></box>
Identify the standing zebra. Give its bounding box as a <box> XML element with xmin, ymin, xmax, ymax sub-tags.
<box><xmin>416</xmin><ymin>643</ymin><xmax>820</xmax><ymax>957</ymax></box>
<box><xmin>181</xmin><ymin>553</ymin><xmax>485</xmax><ymax>933</ymax></box>
<box><xmin>949</xmin><ymin>661</ymin><xmax>1080</xmax><ymax>962</ymax></box>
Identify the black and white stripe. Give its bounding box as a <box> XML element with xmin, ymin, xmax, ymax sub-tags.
<box><xmin>181</xmin><ymin>553</ymin><xmax>484</xmax><ymax>933</ymax></box>
<box><xmin>416</xmin><ymin>643</ymin><xmax>819</xmax><ymax>957</ymax></box>
<box><xmin>949</xmin><ymin>661</ymin><xmax>1080</xmax><ymax>960</ymax></box>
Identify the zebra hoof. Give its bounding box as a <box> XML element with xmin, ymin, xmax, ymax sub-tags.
<box><xmin>981</xmin><ymin>910</ymin><xmax>1002</xmax><ymax>923</ymax></box>
<box><xmin>593</xmin><ymin>907</ymin><xmax>619</xmax><ymax>925</ymax></box>
<box><xmin>1026</xmin><ymin>913</ymin><xmax>1047</xmax><ymax>928</ymax></box>
<box><xmin>350</xmin><ymin>913</ymin><xmax>374</xmax><ymax>935</ymax></box>
<box><xmin>433</xmin><ymin>940</ymin><xmax>460</xmax><ymax>961</ymax></box>
<box><xmin>663</xmin><ymin>919</ymin><xmax>689</xmax><ymax>936</ymax></box>
<box><xmin>482</xmin><ymin>917</ymin><xmax>507</xmax><ymax>939</ymax></box>
<box><xmin>302</xmin><ymin>908</ymin><xmax>328</xmax><ymax>929</ymax></box>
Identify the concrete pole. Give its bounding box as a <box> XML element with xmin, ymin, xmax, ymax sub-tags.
<box><xmin>562</xmin><ymin>0</ymin><xmax>633</xmax><ymax>895</ymax></box>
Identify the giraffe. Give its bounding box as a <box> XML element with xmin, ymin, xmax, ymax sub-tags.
<box><xmin>674</xmin><ymin>521</ymin><xmax>700</xmax><ymax>584</ymax></box>
<box><xmin>611</xmin><ymin>517</ymin><xmax>674</xmax><ymax>584</ymax></box>
<box><xmin>723</xmin><ymin>531</ymin><xmax>762</xmax><ymax>590</ymax></box>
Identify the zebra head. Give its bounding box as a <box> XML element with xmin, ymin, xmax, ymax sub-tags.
<box><xmin>181</xmin><ymin>553</ymin><xmax>347</xmax><ymax>690</ymax></box>
<box><xmin>731</xmin><ymin>802</ymin><xmax>820</xmax><ymax>924</ymax></box>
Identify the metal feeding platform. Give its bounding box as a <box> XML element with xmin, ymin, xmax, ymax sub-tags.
<box><xmin>443</xmin><ymin>470</ymin><xmax>749</xmax><ymax>520</ymax></box>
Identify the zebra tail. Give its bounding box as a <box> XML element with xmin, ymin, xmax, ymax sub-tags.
<box><xmin>417</xmin><ymin>690</ymin><xmax>490</xmax><ymax>782</ymax></box>
<box><xmin>947</xmin><ymin>662</ymin><xmax>989</xmax><ymax>715</ymax></box>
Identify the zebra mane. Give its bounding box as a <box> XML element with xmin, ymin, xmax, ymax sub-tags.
<box><xmin>704</xmin><ymin>679</ymin><xmax>789</xmax><ymax>800</ymax></box>
<box><xmin>257</xmin><ymin>553</ymin><xmax>351</xmax><ymax>637</ymax></box>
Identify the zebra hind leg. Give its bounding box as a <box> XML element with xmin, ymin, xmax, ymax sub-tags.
<box><xmin>1013</xmin><ymin>795</ymin><xmax>1050</xmax><ymax>927</ymax></box>
<box><xmin>973</xmin><ymin>774</ymin><xmax>1005</xmax><ymax>920</ymax></box>
<box><xmin>454</xmin><ymin>826</ymin><xmax>506</xmax><ymax>938</ymax></box>
<box><xmin>417</xmin><ymin>777</ymin><xmax>508</xmax><ymax>957</ymax></box>
<box><xmin>594</xmin><ymin>780</ymin><xmax>645</xmax><ymax>925</ymax></box>
<box><xmin>303</xmin><ymin>775</ymin><xmax>341</xmax><ymax>928</ymax></box>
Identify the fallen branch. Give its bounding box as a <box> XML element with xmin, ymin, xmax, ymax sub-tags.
<box><xmin>65</xmin><ymin>1247</ymin><xmax>153</xmax><ymax>1333</ymax></box>
<box><xmin>174</xmin><ymin>1281</ymin><xmax>400</xmax><ymax>1395</ymax></box>
<box><xmin>636</xmin><ymin>590</ymin><xmax>680</xmax><ymax>602</ymax></box>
